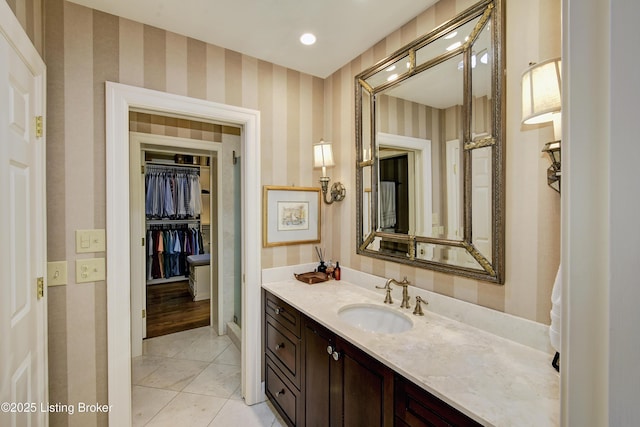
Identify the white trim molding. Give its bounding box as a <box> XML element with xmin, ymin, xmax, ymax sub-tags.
<box><xmin>377</xmin><ymin>132</ymin><xmax>432</xmax><ymax>236</ymax></box>
<box><xmin>106</xmin><ymin>82</ymin><xmax>262</xmax><ymax>427</ymax></box>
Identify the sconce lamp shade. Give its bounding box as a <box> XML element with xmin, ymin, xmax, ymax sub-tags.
<box><xmin>312</xmin><ymin>139</ymin><xmax>346</xmax><ymax>204</ymax></box>
<box><xmin>313</xmin><ymin>140</ymin><xmax>335</xmax><ymax>169</ymax></box>
<box><xmin>522</xmin><ymin>58</ymin><xmax>562</xmax><ymax>124</ymax></box>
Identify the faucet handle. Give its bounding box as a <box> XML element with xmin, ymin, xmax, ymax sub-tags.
<box><xmin>383</xmin><ymin>288</ymin><xmax>393</xmax><ymax>304</ymax></box>
<box><xmin>413</xmin><ymin>295</ymin><xmax>427</xmax><ymax>316</ymax></box>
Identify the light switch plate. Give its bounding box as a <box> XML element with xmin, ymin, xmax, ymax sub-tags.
<box><xmin>76</xmin><ymin>258</ymin><xmax>106</xmax><ymax>283</ymax></box>
<box><xmin>47</xmin><ymin>261</ymin><xmax>68</xmax><ymax>286</ymax></box>
<box><xmin>75</xmin><ymin>229</ymin><xmax>106</xmax><ymax>253</ymax></box>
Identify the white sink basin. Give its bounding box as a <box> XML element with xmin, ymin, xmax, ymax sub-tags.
<box><xmin>338</xmin><ymin>304</ymin><xmax>413</xmax><ymax>334</ymax></box>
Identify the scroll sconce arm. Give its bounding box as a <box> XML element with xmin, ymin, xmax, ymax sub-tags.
<box><xmin>320</xmin><ymin>176</ymin><xmax>346</xmax><ymax>205</ymax></box>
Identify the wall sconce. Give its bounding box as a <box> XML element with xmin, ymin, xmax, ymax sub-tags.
<box><xmin>522</xmin><ymin>57</ymin><xmax>562</xmax><ymax>192</ymax></box>
<box><xmin>313</xmin><ymin>139</ymin><xmax>346</xmax><ymax>204</ymax></box>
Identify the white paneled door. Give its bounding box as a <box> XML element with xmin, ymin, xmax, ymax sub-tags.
<box><xmin>471</xmin><ymin>146</ymin><xmax>492</xmax><ymax>259</ymax></box>
<box><xmin>0</xmin><ymin>4</ymin><xmax>47</xmax><ymax>427</ymax></box>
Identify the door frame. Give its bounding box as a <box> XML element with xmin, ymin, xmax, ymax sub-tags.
<box><xmin>106</xmin><ymin>82</ymin><xmax>262</xmax><ymax>426</ymax></box>
<box><xmin>445</xmin><ymin>139</ymin><xmax>462</xmax><ymax>240</ymax></box>
<box><xmin>129</xmin><ymin>132</ymin><xmax>224</xmax><ymax>356</ymax></box>
<box><xmin>377</xmin><ymin>132</ymin><xmax>432</xmax><ymax>236</ymax></box>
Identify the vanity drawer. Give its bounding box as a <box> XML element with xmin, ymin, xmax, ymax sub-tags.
<box><xmin>266</xmin><ymin>359</ymin><xmax>302</xmax><ymax>427</ymax></box>
<box><xmin>265</xmin><ymin>291</ymin><xmax>301</xmax><ymax>337</ymax></box>
<box><xmin>266</xmin><ymin>320</ymin><xmax>300</xmax><ymax>387</ymax></box>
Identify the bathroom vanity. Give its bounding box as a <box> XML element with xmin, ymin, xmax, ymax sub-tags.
<box><xmin>266</xmin><ymin>290</ymin><xmax>480</xmax><ymax>426</ymax></box>
<box><xmin>262</xmin><ymin>272</ymin><xmax>559</xmax><ymax>426</ymax></box>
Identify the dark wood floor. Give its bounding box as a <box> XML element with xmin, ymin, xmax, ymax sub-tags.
<box><xmin>146</xmin><ymin>280</ymin><xmax>210</xmax><ymax>338</ymax></box>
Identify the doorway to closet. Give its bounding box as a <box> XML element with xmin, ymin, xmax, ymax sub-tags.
<box><xmin>129</xmin><ymin>115</ymin><xmax>243</xmax><ymax>352</ymax></box>
<box><xmin>106</xmin><ymin>82</ymin><xmax>262</xmax><ymax>426</ymax></box>
<box><xmin>139</xmin><ymin>145</ymin><xmax>212</xmax><ymax>338</ymax></box>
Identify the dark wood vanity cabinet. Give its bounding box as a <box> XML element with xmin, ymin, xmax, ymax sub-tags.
<box><xmin>304</xmin><ymin>317</ymin><xmax>394</xmax><ymax>427</ymax></box>
<box><xmin>394</xmin><ymin>376</ymin><xmax>482</xmax><ymax>427</ymax></box>
<box><xmin>265</xmin><ymin>292</ymin><xmax>305</xmax><ymax>426</ymax></box>
<box><xmin>264</xmin><ymin>290</ymin><xmax>480</xmax><ymax>427</ymax></box>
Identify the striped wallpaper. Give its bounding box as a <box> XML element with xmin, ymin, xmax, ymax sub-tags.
<box><xmin>44</xmin><ymin>1</ymin><xmax>324</xmax><ymax>425</ymax></box>
<box><xmin>3</xmin><ymin>0</ymin><xmax>42</xmax><ymax>54</ymax></box>
<box><xmin>9</xmin><ymin>0</ymin><xmax>559</xmax><ymax>425</ymax></box>
<box><xmin>129</xmin><ymin>111</ymin><xmax>241</xmax><ymax>141</ymax></box>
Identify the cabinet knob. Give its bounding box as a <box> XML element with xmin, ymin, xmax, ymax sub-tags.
<box><xmin>326</xmin><ymin>345</ymin><xmax>333</xmax><ymax>355</ymax></box>
<box><xmin>274</xmin><ymin>307</ymin><xmax>282</xmax><ymax>315</ymax></box>
<box><xmin>332</xmin><ymin>351</ymin><xmax>341</xmax><ymax>361</ymax></box>
<box><xmin>276</xmin><ymin>389</ymin><xmax>285</xmax><ymax>397</ymax></box>
<box><xmin>275</xmin><ymin>343</ymin><xmax>285</xmax><ymax>351</ymax></box>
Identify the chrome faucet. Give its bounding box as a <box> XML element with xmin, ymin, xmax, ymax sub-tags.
<box><xmin>376</xmin><ymin>277</ymin><xmax>411</xmax><ymax>308</ymax></box>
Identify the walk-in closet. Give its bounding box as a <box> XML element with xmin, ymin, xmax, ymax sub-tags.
<box><xmin>143</xmin><ymin>151</ymin><xmax>212</xmax><ymax>337</ymax></box>
<box><xmin>128</xmin><ymin>112</ymin><xmax>243</xmax><ymax>356</ymax></box>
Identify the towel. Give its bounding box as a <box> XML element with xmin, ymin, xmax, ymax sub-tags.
<box><xmin>380</xmin><ymin>181</ymin><xmax>396</xmax><ymax>229</ymax></box>
<box><xmin>549</xmin><ymin>264</ymin><xmax>562</xmax><ymax>352</ymax></box>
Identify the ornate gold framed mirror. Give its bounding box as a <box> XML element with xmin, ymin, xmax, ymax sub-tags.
<box><xmin>355</xmin><ymin>0</ymin><xmax>505</xmax><ymax>283</ymax></box>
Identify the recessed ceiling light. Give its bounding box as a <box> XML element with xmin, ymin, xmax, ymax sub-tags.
<box><xmin>300</xmin><ymin>33</ymin><xmax>316</xmax><ymax>46</ymax></box>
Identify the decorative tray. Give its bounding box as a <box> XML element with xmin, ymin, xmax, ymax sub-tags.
<box><xmin>294</xmin><ymin>271</ymin><xmax>328</xmax><ymax>285</ymax></box>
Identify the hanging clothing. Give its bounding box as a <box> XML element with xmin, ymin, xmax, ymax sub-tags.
<box><xmin>146</xmin><ymin>225</ymin><xmax>204</xmax><ymax>281</ymax></box>
<box><xmin>145</xmin><ymin>165</ymin><xmax>202</xmax><ymax>219</ymax></box>
<box><xmin>146</xmin><ymin>230</ymin><xmax>154</xmax><ymax>280</ymax></box>
<box><xmin>380</xmin><ymin>181</ymin><xmax>397</xmax><ymax>229</ymax></box>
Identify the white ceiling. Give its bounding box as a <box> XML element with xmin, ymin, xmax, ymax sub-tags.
<box><xmin>68</xmin><ymin>0</ymin><xmax>438</xmax><ymax>78</ymax></box>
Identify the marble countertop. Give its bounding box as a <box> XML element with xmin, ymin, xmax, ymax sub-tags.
<box><xmin>262</xmin><ymin>278</ymin><xmax>559</xmax><ymax>427</ymax></box>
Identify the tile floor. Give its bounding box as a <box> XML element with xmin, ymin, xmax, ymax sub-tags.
<box><xmin>132</xmin><ymin>326</ymin><xmax>286</xmax><ymax>427</ymax></box>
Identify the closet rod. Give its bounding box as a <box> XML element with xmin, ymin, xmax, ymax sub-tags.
<box><xmin>147</xmin><ymin>219</ymin><xmax>200</xmax><ymax>225</ymax></box>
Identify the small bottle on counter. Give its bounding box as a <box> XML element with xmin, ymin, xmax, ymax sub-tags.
<box><xmin>326</xmin><ymin>260</ymin><xmax>335</xmax><ymax>279</ymax></box>
<box><xmin>334</xmin><ymin>262</ymin><xmax>341</xmax><ymax>281</ymax></box>
<box><xmin>317</xmin><ymin>261</ymin><xmax>327</xmax><ymax>274</ymax></box>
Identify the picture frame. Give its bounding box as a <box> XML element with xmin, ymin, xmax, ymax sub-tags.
<box><xmin>263</xmin><ymin>185</ymin><xmax>321</xmax><ymax>247</ymax></box>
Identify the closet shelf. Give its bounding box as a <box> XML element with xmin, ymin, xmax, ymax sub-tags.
<box><xmin>145</xmin><ymin>160</ymin><xmax>203</xmax><ymax>169</ymax></box>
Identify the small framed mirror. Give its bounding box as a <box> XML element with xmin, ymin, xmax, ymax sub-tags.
<box><xmin>355</xmin><ymin>0</ymin><xmax>504</xmax><ymax>283</ymax></box>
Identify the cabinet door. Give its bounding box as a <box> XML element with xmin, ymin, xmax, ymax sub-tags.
<box><xmin>304</xmin><ymin>319</ymin><xmax>334</xmax><ymax>427</ymax></box>
<box><xmin>334</xmin><ymin>336</ymin><xmax>394</xmax><ymax>427</ymax></box>
<box><xmin>394</xmin><ymin>375</ymin><xmax>481</xmax><ymax>427</ymax></box>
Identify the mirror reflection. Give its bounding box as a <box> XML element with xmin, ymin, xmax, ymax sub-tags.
<box><xmin>356</xmin><ymin>0</ymin><xmax>504</xmax><ymax>283</ymax></box>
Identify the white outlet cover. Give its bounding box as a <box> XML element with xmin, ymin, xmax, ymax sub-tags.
<box><xmin>76</xmin><ymin>257</ymin><xmax>106</xmax><ymax>283</ymax></box>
